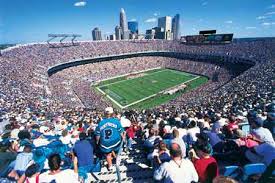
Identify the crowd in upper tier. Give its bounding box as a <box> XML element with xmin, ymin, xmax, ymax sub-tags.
<box><xmin>0</xmin><ymin>39</ymin><xmax>274</xmax><ymax>182</ymax></box>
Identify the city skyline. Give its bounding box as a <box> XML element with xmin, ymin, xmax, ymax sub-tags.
<box><xmin>1</xmin><ymin>0</ymin><xmax>275</xmax><ymax>43</ymax></box>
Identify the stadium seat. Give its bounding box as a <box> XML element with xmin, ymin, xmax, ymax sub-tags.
<box><xmin>220</xmin><ymin>165</ymin><xmax>240</xmax><ymax>178</ymax></box>
<box><xmin>243</xmin><ymin>163</ymin><xmax>267</xmax><ymax>181</ymax></box>
<box><xmin>163</xmin><ymin>139</ymin><xmax>171</xmax><ymax>148</ymax></box>
<box><xmin>241</xmin><ymin>123</ymin><xmax>250</xmax><ymax>135</ymax></box>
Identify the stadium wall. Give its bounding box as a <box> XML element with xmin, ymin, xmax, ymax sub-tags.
<box><xmin>47</xmin><ymin>51</ymin><xmax>255</xmax><ymax>76</ymax></box>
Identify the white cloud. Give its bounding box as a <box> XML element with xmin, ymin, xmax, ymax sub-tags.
<box><xmin>225</xmin><ymin>20</ymin><xmax>233</xmax><ymax>24</ymax></box>
<box><xmin>74</xmin><ymin>1</ymin><xmax>87</xmax><ymax>7</ymax></box>
<box><xmin>153</xmin><ymin>12</ymin><xmax>160</xmax><ymax>17</ymax></box>
<box><xmin>245</xmin><ymin>26</ymin><xmax>257</xmax><ymax>29</ymax></box>
<box><xmin>266</xmin><ymin>11</ymin><xmax>275</xmax><ymax>15</ymax></box>
<box><xmin>145</xmin><ymin>18</ymin><xmax>157</xmax><ymax>23</ymax></box>
<box><xmin>261</xmin><ymin>22</ymin><xmax>275</xmax><ymax>26</ymax></box>
<box><xmin>268</xmin><ymin>4</ymin><xmax>275</xmax><ymax>9</ymax></box>
<box><xmin>256</xmin><ymin>16</ymin><xmax>268</xmax><ymax>20</ymax></box>
<box><xmin>262</xmin><ymin>22</ymin><xmax>270</xmax><ymax>26</ymax></box>
<box><xmin>202</xmin><ymin>2</ymin><xmax>208</xmax><ymax>6</ymax></box>
<box><xmin>130</xmin><ymin>18</ymin><xmax>137</xmax><ymax>21</ymax></box>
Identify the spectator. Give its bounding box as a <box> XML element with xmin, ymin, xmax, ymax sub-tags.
<box><xmin>245</xmin><ymin>140</ymin><xmax>275</xmax><ymax>166</ymax></box>
<box><xmin>171</xmin><ymin>128</ymin><xmax>186</xmax><ymax>157</ymax></box>
<box><xmin>95</xmin><ymin>107</ymin><xmax>124</xmax><ymax>171</ymax></box>
<box><xmin>249</xmin><ymin>116</ymin><xmax>274</xmax><ymax>144</ymax></box>
<box><xmin>263</xmin><ymin>103</ymin><xmax>275</xmax><ymax>137</ymax></box>
<box><xmin>154</xmin><ymin>143</ymin><xmax>198</xmax><ymax>183</ymax></box>
<box><xmin>187</xmin><ymin>120</ymin><xmax>200</xmax><ymax>144</ymax></box>
<box><xmin>152</xmin><ymin>141</ymin><xmax>171</xmax><ymax>169</ymax></box>
<box><xmin>17</xmin><ymin>163</ymin><xmax>40</xmax><ymax>183</ymax></box>
<box><xmin>213</xmin><ymin>176</ymin><xmax>238</xmax><ymax>183</ymax></box>
<box><xmin>206</xmin><ymin>124</ymin><xmax>224</xmax><ymax>152</ymax></box>
<box><xmin>144</xmin><ymin>128</ymin><xmax>162</xmax><ymax>151</ymax></box>
<box><xmin>192</xmin><ymin>142</ymin><xmax>219</xmax><ymax>183</ymax></box>
<box><xmin>73</xmin><ymin>132</ymin><xmax>94</xmax><ymax>180</ymax></box>
<box><xmin>8</xmin><ymin>145</ymin><xmax>33</xmax><ymax>179</ymax></box>
<box><xmin>125</xmin><ymin>122</ymin><xmax>138</xmax><ymax>151</ymax></box>
<box><xmin>39</xmin><ymin>154</ymin><xmax>79</xmax><ymax>183</ymax></box>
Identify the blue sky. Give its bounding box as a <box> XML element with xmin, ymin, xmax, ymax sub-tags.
<box><xmin>0</xmin><ymin>0</ymin><xmax>275</xmax><ymax>44</ymax></box>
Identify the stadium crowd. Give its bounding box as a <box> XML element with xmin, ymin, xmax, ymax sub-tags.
<box><xmin>0</xmin><ymin>39</ymin><xmax>274</xmax><ymax>182</ymax></box>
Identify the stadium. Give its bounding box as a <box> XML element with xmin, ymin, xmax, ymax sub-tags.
<box><xmin>1</xmin><ymin>1</ymin><xmax>275</xmax><ymax>183</ymax></box>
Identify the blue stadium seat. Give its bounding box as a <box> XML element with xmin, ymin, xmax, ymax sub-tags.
<box><xmin>241</xmin><ymin>123</ymin><xmax>250</xmax><ymax>135</ymax></box>
<box><xmin>221</xmin><ymin>165</ymin><xmax>240</xmax><ymax>178</ymax></box>
<box><xmin>163</xmin><ymin>139</ymin><xmax>171</xmax><ymax>148</ymax></box>
<box><xmin>243</xmin><ymin>163</ymin><xmax>267</xmax><ymax>181</ymax></box>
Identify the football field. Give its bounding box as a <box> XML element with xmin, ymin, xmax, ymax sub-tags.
<box><xmin>95</xmin><ymin>68</ymin><xmax>208</xmax><ymax>109</ymax></box>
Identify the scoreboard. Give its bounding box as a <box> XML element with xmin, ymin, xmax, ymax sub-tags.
<box><xmin>184</xmin><ymin>33</ymin><xmax>233</xmax><ymax>44</ymax></box>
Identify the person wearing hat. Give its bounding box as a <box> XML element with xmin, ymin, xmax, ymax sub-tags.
<box><xmin>95</xmin><ymin>107</ymin><xmax>124</xmax><ymax>171</ymax></box>
<box><xmin>206</xmin><ymin>124</ymin><xmax>224</xmax><ymax>153</ymax></box>
<box><xmin>192</xmin><ymin>142</ymin><xmax>219</xmax><ymax>183</ymax></box>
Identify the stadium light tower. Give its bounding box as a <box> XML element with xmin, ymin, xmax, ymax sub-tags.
<box><xmin>47</xmin><ymin>34</ymin><xmax>81</xmax><ymax>47</ymax></box>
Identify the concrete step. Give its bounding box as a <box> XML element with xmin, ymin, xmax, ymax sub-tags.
<box><xmin>95</xmin><ymin>169</ymin><xmax>153</xmax><ymax>182</ymax></box>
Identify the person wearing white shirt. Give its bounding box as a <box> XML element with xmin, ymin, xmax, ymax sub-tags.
<box><xmin>187</xmin><ymin>120</ymin><xmax>200</xmax><ymax>144</ymax></box>
<box><xmin>154</xmin><ymin>143</ymin><xmax>198</xmax><ymax>183</ymax></box>
<box><xmin>59</xmin><ymin>129</ymin><xmax>73</xmax><ymax>146</ymax></box>
<box><xmin>144</xmin><ymin>128</ymin><xmax>162</xmax><ymax>149</ymax></box>
<box><xmin>171</xmin><ymin>129</ymin><xmax>186</xmax><ymax>158</ymax></box>
<box><xmin>39</xmin><ymin>154</ymin><xmax>79</xmax><ymax>183</ymax></box>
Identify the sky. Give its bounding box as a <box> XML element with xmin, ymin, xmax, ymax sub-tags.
<box><xmin>0</xmin><ymin>0</ymin><xmax>275</xmax><ymax>44</ymax></box>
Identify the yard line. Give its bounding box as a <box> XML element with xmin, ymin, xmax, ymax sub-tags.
<box><xmin>169</xmin><ymin>69</ymin><xmax>196</xmax><ymax>77</ymax></box>
<box><xmin>122</xmin><ymin>76</ymin><xmax>201</xmax><ymax>108</ymax></box>
<box><xmin>99</xmin><ymin>69</ymin><xmax>167</xmax><ymax>87</ymax></box>
<box><xmin>93</xmin><ymin>67</ymin><xmax>161</xmax><ymax>86</ymax></box>
<box><xmin>99</xmin><ymin>75</ymin><xmax>201</xmax><ymax>109</ymax></box>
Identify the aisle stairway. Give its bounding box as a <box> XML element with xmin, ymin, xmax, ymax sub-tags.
<box><xmin>91</xmin><ymin>139</ymin><xmax>154</xmax><ymax>183</ymax></box>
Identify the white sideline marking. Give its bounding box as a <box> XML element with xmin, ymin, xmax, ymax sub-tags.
<box><xmin>96</xmin><ymin>87</ymin><xmax>124</xmax><ymax>108</ymax></box>
<box><xmin>97</xmin><ymin>74</ymin><xmax>201</xmax><ymax>109</ymax></box>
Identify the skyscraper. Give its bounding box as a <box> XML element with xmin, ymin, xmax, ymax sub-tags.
<box><xmin>120</xmin><ymin>8</ymin><xmax>128</xmax><ymax>39</ymax></box>
<box><xmin>92</xmin><ymin>27</ymin><xmax>102</xmax><ymax>41</ymax></box>
<box><xmin>158</xmin><ymin>16</ymin><xmax>172</xmax><ymax>32</ymax></box>
<box><xmin>128</xmin><ymin>21</ymin><xmax>138</xmax><ymax>34</ymax></box>
<box><xmin>158</xmin><ymin>16</ymin><xmax>172</xmax><ymax>40</ymax></box>
<box><xmin>115</xmin><ymin>26</ymin><xmax>122</xmax><ymax>40</ymax></box>
<box><xmin>109</xmin><ymin>34</ymin><xmax>116</xmax><ymax>40</ymax></box>
<box><xmin>172</xmin><ymin>14</ymin><xmax>180</xmax><ymax>40</ymax></box>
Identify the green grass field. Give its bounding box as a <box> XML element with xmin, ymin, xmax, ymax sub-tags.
<box><xmin>94</xmin><ymin>68</ymin><xmax>208</xmax><ymax>109</ymax></box>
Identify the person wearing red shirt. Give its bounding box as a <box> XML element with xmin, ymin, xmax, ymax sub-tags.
<box><xmin>192</xmin><ymin>142</ymin><xmax>219</xmax><ymax>183</ymax></box>
<box><xmin>126</xmin><ymin>122</ymin><xmax>139</xmax><ymax>150</ymax></box>
<box><xmin>227</xmin><ymin>116</ymin><xmax>239</xmax><ymax>131</ymax></box>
